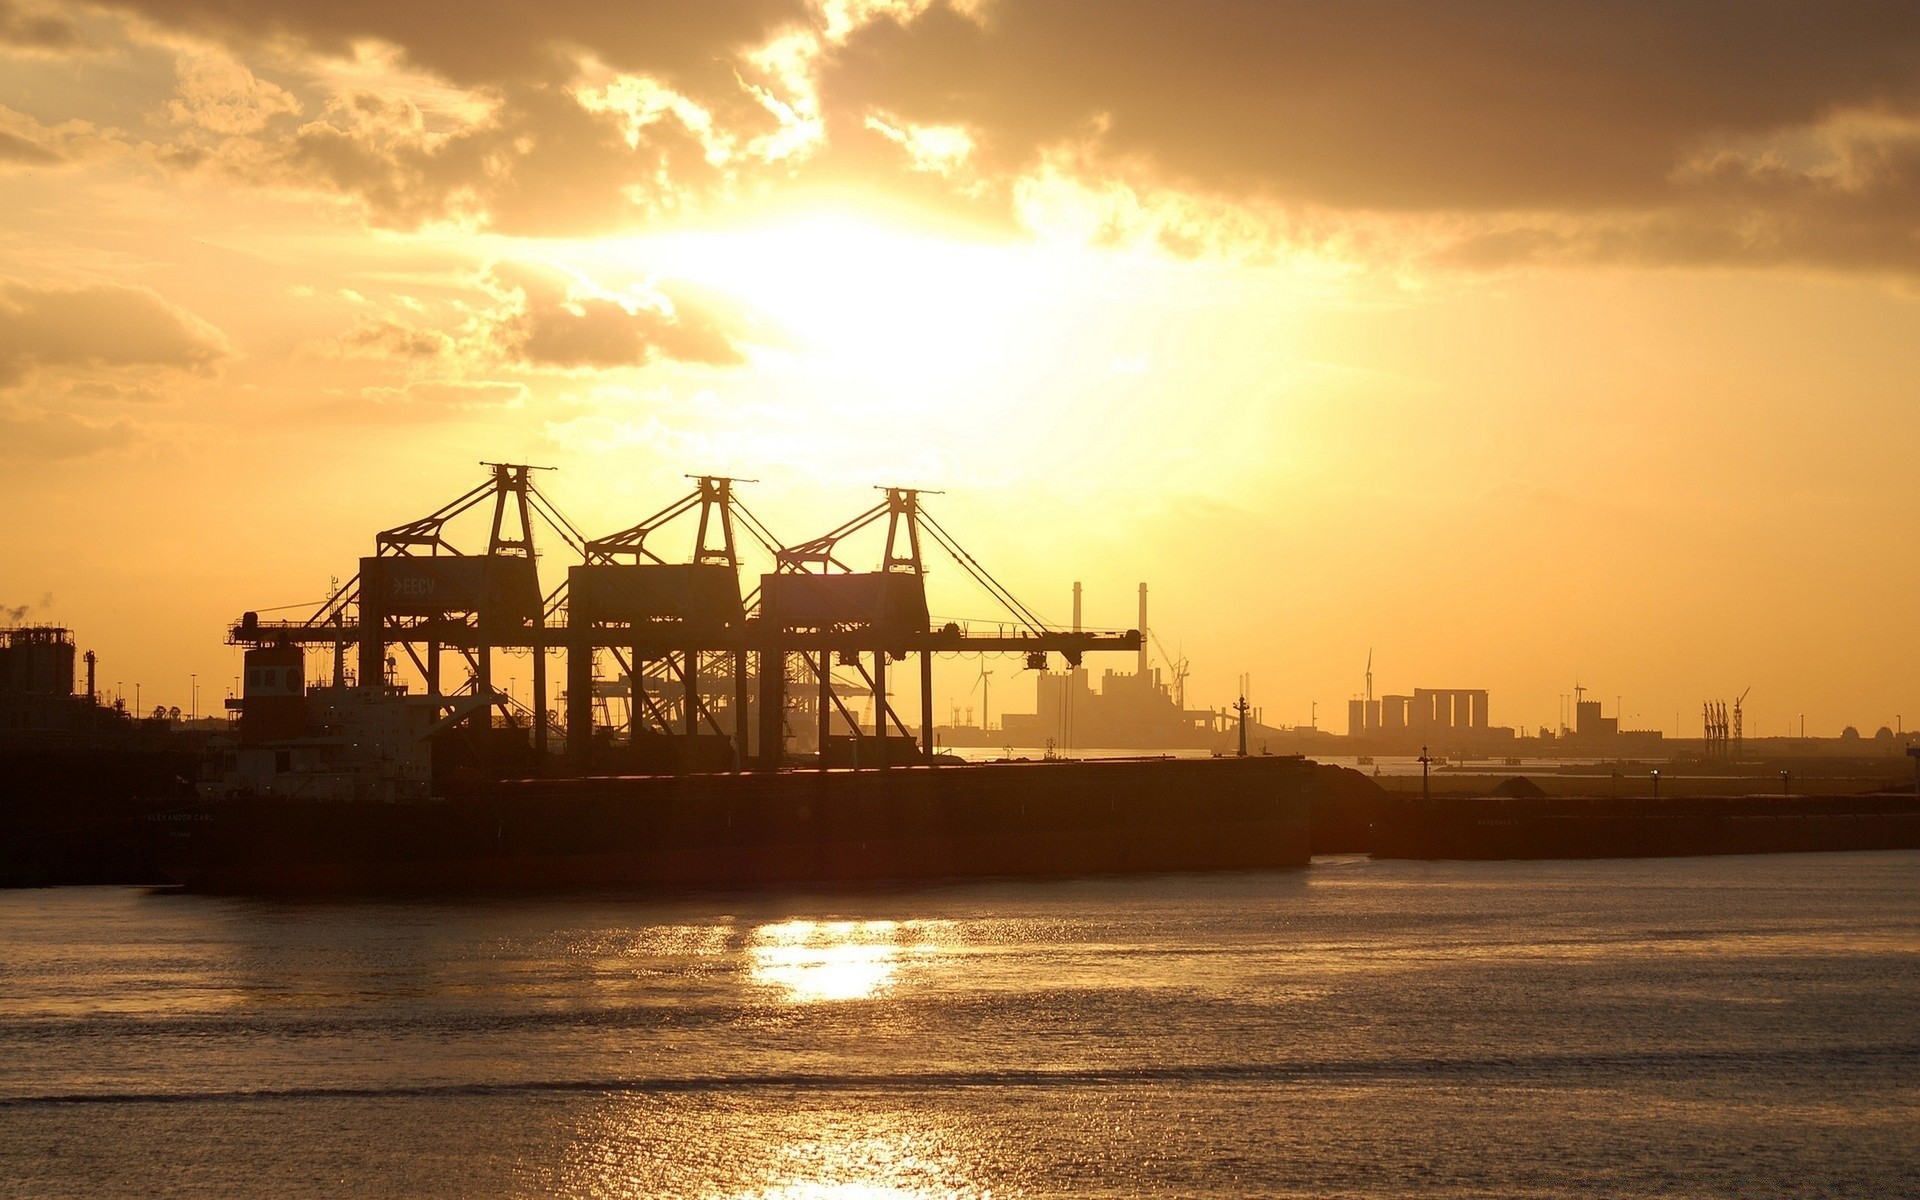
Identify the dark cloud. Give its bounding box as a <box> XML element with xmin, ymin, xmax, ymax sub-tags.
<box><xmin>277</xmin><ymin>96</ymin><xmax>484</xmax><ymax>228</ymax></box>
<box><xmin>488</xmin><ymin>263</ymin><xmax>745</xmax><ymax>369</ymax></box>
<box><xmin>106</xmin><ymin>0</ymin><xmax>806</xmax><ymax>234</ymax></box>
<box><xmin>102</xmin><ymin>0</ymin><xmax>808</xmax><ymax>90</ymax></box>
<box><xmin>0</xmin><ymin>282</ymin><xmax>227</xmax><ymax>386</ymax></box>
<box><xmin>479</xmin><ymin>85</ymin><xmax>723</xmax><ymax>236</ymax></box>
<box><xmin>196</xmin><ymin>77</ymin><xmax>734</xmax><ymax>233</ymax></box>
<box><xmin>824</xmin><ymin>2</ymin><xmax>1920</xmax><ymax>212</ymax></box>
<box><xmin>86</xmin><ymin>1</ymin><xmax>1920</xmax><ymax>274</ymax></box>
<box><xmin>0</xmin><ymin>0</ymin><xmax>78</xmax><ymax>50</ymax></box>
<box><xmin>1440</xmin><ymin>122</ymin><xmax>1920</xmax><ymax>275</ymax></box>
<box><xmin>327</xmin><ymin>313</ymin><xmax>450</xmax><ymax>359</ymax></box>
<box><xmin>808</xmin><ymin>1</ymin><xmax>1920</xmax><ymax>276</ymax></box>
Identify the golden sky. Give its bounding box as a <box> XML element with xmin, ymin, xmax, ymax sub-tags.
<box><xmin>3</xmin><ymin>0</ymin><xmax>1918</xmax><ymax>737</ymax></box>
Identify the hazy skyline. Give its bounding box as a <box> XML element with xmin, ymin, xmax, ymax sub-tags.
<box><xmin>4</xmin><ymin>1</ymin><xmax>1918</xmax><ymax>736</ymax></box>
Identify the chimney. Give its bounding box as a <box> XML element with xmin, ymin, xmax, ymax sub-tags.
<box><xmin>1072</xmin><ymin>582</ymin><xmax>1082</xmax><ymax>634</ymax></box>
<box><xmin>1137</xmin><ymin>582</ymin><xmax>1149</xmax><ymax>679</ymax></box>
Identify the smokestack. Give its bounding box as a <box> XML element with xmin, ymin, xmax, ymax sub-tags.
<box><xmin>84</xmin><ymin>649</ymin><xmax>96</xmax><ymax>705</ymax></box>
<box><xmin>1072</xmin><ymin>582</ymin><xmax>1082</xmax><ymax>633</ymax></box>
<box><xmin>1137</xmin><ymin>583</ymin><xmax>1148</xmax><ymax>678</ymax></box>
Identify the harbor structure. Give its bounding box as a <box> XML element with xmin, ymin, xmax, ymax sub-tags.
<box><xmin>225</xmin><ymin>463</ymin><xmax>1143</xmax><ymax>773</ymax></box>
<box><xmin>155</xmin><ymin>462</ymin><xmax>1355</xmax><ymax>894</ymax></box>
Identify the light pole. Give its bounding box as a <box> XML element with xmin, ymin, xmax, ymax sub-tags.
<box><xmin>190</xmin><ymin>673</ymin><xmax>197</xmax><ymax>723</ymax></box>
<box><xmin>1651</xmin><ymin>768</ymin><xmax>1660</xmax><ymax>799</ymax></box>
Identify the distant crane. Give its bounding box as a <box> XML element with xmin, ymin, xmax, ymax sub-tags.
<box><xmin>1703</xmin><ymin>699</ymin><xmax>1730</xmax><ymax>758</ymax></box>
<box><xmin>1734</xmin><ymin>686</ymin><xmax>1750</xmax><ymax>757</ymax></box>
<box><xmin>1149</xmin><ymin>629</ymin><xmax>1189</xmax><ymax>711</ymax></box>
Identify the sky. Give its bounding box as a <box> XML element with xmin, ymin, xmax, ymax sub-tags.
<box><xmin>2</xmin><ymin>0</ymin><xmax>1918</xmax><ymax>738</ymax></box>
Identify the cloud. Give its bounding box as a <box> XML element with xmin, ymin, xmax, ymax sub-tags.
<box><xmin>0</xmin><ymin>0</ymin><xmax>77</xmax><ymax>51</ymax></box>
<box><xmin>301</xmin><ymin>378</ymin><xmax>530</xmax><ymax>424</ymax></box>
<box><xmin>823</xmin><ymin>2</ymin><xmax>1920</xmax><ymax>210</ymax></box>
<box><xmin>188</xmin><ymin>77</ymin><xmax>735</xmax><ymax>234</ymax></box>
<box><xmin>362</xmin><ymin>379</ymin><xmax>527</xmax><ymax>409</ymax></box>
<box><xmin>72</xmin><ymin>1</ymin><xmax>1920</xmax><ymax>277</ymax></box>
<box><xmin>0</xmin><ymin>282</ymin><xmax>227</xmax><ymax>387</ymax></box>
<box><xmin>323</xmin><ymin>313</ymin><xmax>451</xmax><ymax>360</ymax></box>
<box><xmin>0</xmin><ymin>127</ymin><xmax>58</xmax><ymax>164</ymax></box>
<box><xmin>170</xmin><ymin>47</ymin><xmax>302</xmax><ymax>134</ymax></box>
<box><xmin>106</xmin><ymin>0</ymin><xmax>816</xmax><ymax>233</ymax></box>
<box><xmin>487</xmin><ymin>262</ymin><xmax>746</xmax><ymax>369</ymax></box>
<box><xmin>64</xmin><ymin>380</ymin><xmax>167</xmax><ymax>403</ymax></box>
<box><xmin>1436</xmin><ymin>115</ymin><xmax>1920</xmax><ymax>275</ymax></box>
<box><xmin>808</xmin><ymin>1</ymin><xmax>1920</xmax><ymax>275</ymax></box>
<box><xmin>0</xmin><ymin>403</ymin><xmax>135</xmax><ymax>460</ymax></box>
<box><xmin>0</xmin><ymin>106</ymin><xmax>126</xmax><ymax>168</ymax></box>
<box><xmin>101</xmin><ymin>0</ymin><xmax>811</xmax><ymax>89</ymax></box>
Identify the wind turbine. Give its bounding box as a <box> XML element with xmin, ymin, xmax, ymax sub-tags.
<box><xmin>971</xmin><ymin>660</ymin><xmax>994</xmax><ymax>731</ymax></box>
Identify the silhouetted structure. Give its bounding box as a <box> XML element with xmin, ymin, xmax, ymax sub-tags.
<box><xmin>990</xmin><ymin>583</ymin><xmax>1283</xmax><ymax>752</ymax></box>
<box><xmin>1</xmin><ymin>626</ymin><xmax>204</xmax><ymax>885</ymax></box>
<box><xmin>224</xmin><ymin>464</ymin><xmax>1143</xmax><ymax>775</ymax></box>
<box><xmin>0</xmin><ymin>626</ymin><xmax>77</xmax><ymax>736</ymax></box>
<box><xmin>0</xmin><ymin>626</ymin><xmax>159</xmax><ymax>747</ymax></box>
<box><xmin>164</xmin><ymin>466</ymin><xmax>1381</xmax><ymax>895</ymax></box>
<box><xmin>1356</xmin><ymin>685</ymin><xmax>1497</xmax><ymax>749</ymax></box>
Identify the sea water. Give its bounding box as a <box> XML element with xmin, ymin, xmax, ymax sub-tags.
<box><xmin>0</xmin><ymin>852</ymin><xmax>1914</xmax><ymax>1197</ymax></box>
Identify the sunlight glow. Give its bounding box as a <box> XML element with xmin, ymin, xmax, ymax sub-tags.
<box><xmin>750</xmin><ymin>918</ymin><xmax>946</xmax><ymax>1003</ymax></box>
<box><xmin>546</xmin><ymin>213</ymin><xmax>1072</xmax><ymax>387</ymax></box>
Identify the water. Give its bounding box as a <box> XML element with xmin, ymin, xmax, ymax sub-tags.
<box><xmin>1</xmin><ymin>853</ymin><xmax>1915</xmax><ymax>1197</ymax></box>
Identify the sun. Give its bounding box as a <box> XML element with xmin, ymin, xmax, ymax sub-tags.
<box><xmin>536</xmin><ymin>208</ymin><xmax>1074</xmax><ymax>390</ymax></box>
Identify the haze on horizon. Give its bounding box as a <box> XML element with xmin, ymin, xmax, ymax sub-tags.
<box><xmin>2</xmin><ymin>0</ymin><xmax>1916</xmax><ymax>738</ymax></box>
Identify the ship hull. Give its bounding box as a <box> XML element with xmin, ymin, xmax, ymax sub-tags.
<box><xmin>157</xmin><ymin>756</ymin><xmax>1320</xmax><ymax>894</ymax></box>
<box><xmin>1370</xmin><ymin>793</ymin><xmax>1920</xmax><ymax>861</ymax></box>
<box><xmin>1</xmin><ymin>747</ymin><xmax>201</xmax><ymax>886</ymax></box>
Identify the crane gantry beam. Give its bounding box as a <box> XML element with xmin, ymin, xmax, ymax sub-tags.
<box><xmin>227</xmin><ymin>466</ymin><xmax>1142</xmax><ymax>776</ymax></box>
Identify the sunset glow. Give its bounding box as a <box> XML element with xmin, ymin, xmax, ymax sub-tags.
<box><xmin>4</xmin><ymin>1</ymin><xmax>1918</xmax><ymax>734</ymax></box>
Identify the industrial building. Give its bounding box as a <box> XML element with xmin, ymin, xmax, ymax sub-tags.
<box><xmin>1347</xmin><ymin>681</ymin><xmax>1496</xmax><ymax>748</ymax></box>
<box><xmin>981</xmin><ymin>583</ymin><xmax>1284</xmax><ymax>752</ymax></box>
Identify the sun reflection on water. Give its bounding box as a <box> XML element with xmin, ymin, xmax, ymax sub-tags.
<box><xmin>736</xmin><ymin>1128</ymin><xmax>986</xmax><ymax>1199</ymax></box>
<box><xmin>555</xmin><ymin>1096</ymin><xmax>992</xmax><ymax>1199</ymax></box>
<box><xmin>748</xmin><ymin>920</ymin><xmax>949</xmax><ymax>1003</ymax></box>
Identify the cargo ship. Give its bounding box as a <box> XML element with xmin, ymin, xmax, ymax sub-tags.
<box><xmin>148</xmin><ymin>465</ymin><xmax>1363</xmax><ymax>894</ymax></box>
<box><xmin>1369</xmin><ymin>791</ymin><xmax>1920</xmax><ymax>860</ymax></box>
<box><xmin>154</xmin><ymin>683</ymin><xmax>1330</xmax><ymax>894</ymax></box>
